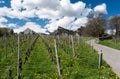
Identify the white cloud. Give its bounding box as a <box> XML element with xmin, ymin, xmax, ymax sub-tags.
<box><xmin>0</xmin><ymin>23</ymin><xmax>7</xmax><ymax>27</ymax></box>
<box><xmin>0</xmin><ymin>0</ymin><xmax>108</xmax><ymax>33</ymax></box>
<box><xmin>59</xmin><ymin>0</ymin><xmax>88</xmax><ymax>17</ymax></box>
<box><xmin>94</xmin><ymin>3</ymin><xmax>107</xmax><ymax>15</ymax></box>
<box><xmin>105</xmin><ymin>29</ymin><xmax>115</xmax><ymax>35</ymax></box>
<box><xmin>72</xmin><ymin>17</ymin><xmax>88</xmax><ymax>30</ymax></box>
<box><xmin>7</xmin><ymin>0</ymin><xmax>92</xmax><ymax>20</ymax></box>
<box><xmin>0</xmin><ymin>23</ymin><xmax>17</xmax><ymax>28</ymax></box>
<box><xmin>0</xmin><ymin>17</ymin><xmax>8</xmax><ymax>22</ymax></box>
<box><xmin>7</xmin><ymin>23</ymin><xmax>17</xmax><ymax>28</ymax></box>
<box><xmin>11</xmin><ymin>0</ymin><xmax>23</xmax><ymax>10</ymax></box>
<box><xmin>45</xmin><ymin>16</ymin><xmax>75</xmax><ymax>32</ymax></box>
<box><xmin>22</xmin><ymin>0</ymin><xmax>60</xmax><ymax>10</ymax></box>
<box><xmin>45</xmin><ymin>17</ymin><xmax>88</xmax><ymax>32</ymax></box>
<box><xmin>44</xmin><ymin>0</ymin><xmax>92</xmax><ymax>32</ymax></box>
<box><xmin>0</xmin><ymin>17</ymin><xmax>8</xmax><ymax>27</ymax></box>
<box><xmin>36</xmin><ymin>8</ymin><xmax>60</xmax><ymax>20</ymax></box>
<box><xmin>14</xmin><ymin>22</ymin><xmax>46</xmax><ymax>33</ymax></box>
<box><xmin>0</xmin><ymin>7</ymin><xmax>10</xmax><ymax>17</ymax></box>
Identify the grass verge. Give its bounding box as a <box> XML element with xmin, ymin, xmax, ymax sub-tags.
<box><xmin>99</xmin><ymin>39</ymin><xmax>120</xmax><ymax>50</ymax></box>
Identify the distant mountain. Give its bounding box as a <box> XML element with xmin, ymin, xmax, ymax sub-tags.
<box><xmin>20</xmin><ymin>28</ymin><xmax>36</xmax><ymax>34</ymax></box>
<box><xmin>50</xmin><ymin>26</ymin><xmax>75</xmax><ymax>36</ymax></box>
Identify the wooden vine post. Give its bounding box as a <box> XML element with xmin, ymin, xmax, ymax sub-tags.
<box><xmin>78</xmin><ymin>36</ymin><xmax>80</xmax><ymax>47</ymax></box>
<box><xmin>54</xmin><ymin>39</ymin><xmax>61</xmax><ymax>76</ymax></box>
<box><xmin>8</xmin><ymin>66</ymin><xmax>12</xmax><ymax>79</ymax></box>
<box><xmin>5</xmin><ymin>34</ymin><xmax>7</xmax><ymax>58</ymax></box>
<box><xmin>71</xmin><ymin>35</ymin><xmax>75</xmax><ymax>57</ymax></box>
<box><xmin>17</xmin><ymin>34</ymin><xmax>21</xmax><ymax>79</ymax></box>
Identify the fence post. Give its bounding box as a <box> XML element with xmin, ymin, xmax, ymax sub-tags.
<box><xmin>71</xmin><ymin>35</ymin><xmax>75</xmax><ymax>57</ymax></box>
<box><xmin>17</xmin><ymin>34</ymin><xmax>20</xmax><ymax>79</ymax></box>
<box><xmin>78</xmin><ymin>36</ymin><xmax>80</xmax><ymax>47</ymax></box>
<box><xmin>54</xmin><ymin>39</ymin><xmax>61</xmax><ymax>76</ymax></box>
<box><xmin>5</xmin><ymin>34</ymin><xmax>7</xmax><ymax>58</ymax></box>
<box><xmin>98</xmin><ymin>50</ymin><xmax>103</xmax><ymax>68</ymax></box>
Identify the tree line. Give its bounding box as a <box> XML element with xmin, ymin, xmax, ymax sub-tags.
<box><xmin>0</xmin><ymin>27</ymin><xmax>14</xmax><ymax>36</ymax></box>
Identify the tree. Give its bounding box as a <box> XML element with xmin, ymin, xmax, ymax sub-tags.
<box><xmin>109</xmin><ymin>15</ymin><xmax>120</xmax><ymax>37</ymax></box>
<box><xmin>86</xmin><ymin>17</ymin><xmax>106</xmax><ymax>37</ymax></box>
<box><xmin>10</xmin><ymin>29</ymin><xmax>14</xmax><ymax>35</ymax></box>
<box><xmin>0</xmin><ymin>28</ymin><xmax>9</xmax><ymax>36</ymax></box>
<box><xmin>76</xmin><ymin>26</ymin><xmax>88</xmax><ymax>36</ymax></box>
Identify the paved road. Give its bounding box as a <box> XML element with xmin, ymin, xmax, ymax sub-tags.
<box><xmin>87</xmin><ymin>40</ymin><xmax>120</xmax><ymax>78</ymax></box>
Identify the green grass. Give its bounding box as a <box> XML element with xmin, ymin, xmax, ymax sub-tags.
<box><xmin>21</xmin><ymin>38</ymin><xmax>58</xmax><ymax>79</ymax></box>
<box><xmin>0</xmin><ymin>36</ymin><xmax>118</xmax><ymax>79</ymax></box>
<box><xmin>21</xmin><ymin>37</ymin><xmax>118</xmax><ymax>79</ymax></box>
<box><xmin>99</xmin><ymin>39</ymin><xmax>120</xmax><ymax>50</ymax></box>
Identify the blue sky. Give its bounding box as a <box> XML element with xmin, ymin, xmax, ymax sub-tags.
<box><xmin>71</xmin><ymin>0</ymin><xmax>120</xmax><ymax>18</ymax></box>
<box><xmin>0</xmin><ymin>0</ymin><xmax>120</xmax><ymax>33</ymax></box>
<box><xmin>0</xmin><ymin>0</ymin><xmax>10</xmax><ymax>7</ymax></box>
<box><xmin>1</xmin><ymin>0</ymin><xmax>120</xmax><ymax>17</ymax></box>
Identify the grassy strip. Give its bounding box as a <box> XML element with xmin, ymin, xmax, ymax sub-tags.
<box><xmin>99</xmin><ymin>39</ymin><xmax>120</xmax><ymax>50</ymax></box>
<box><xmin>82</xmin><ymin>37</ymin><xmax>95</xmax><ymax>41</ymax></box>
<box><xmin>21</xmin><ymin>38</ymin><xmax>58</xmax><ymax>79</ymax></box>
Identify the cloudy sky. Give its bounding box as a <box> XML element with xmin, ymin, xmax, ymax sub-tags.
<box><xmin>0</xmin><ymin>0</ymin><xmax>119</xmax><ymax>33</ymax></box>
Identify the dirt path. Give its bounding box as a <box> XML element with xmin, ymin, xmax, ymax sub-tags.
<box><xmin>87</xmin><ymin>40</ymin><xmax>120</xmax><ymax>78</ymax></box>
